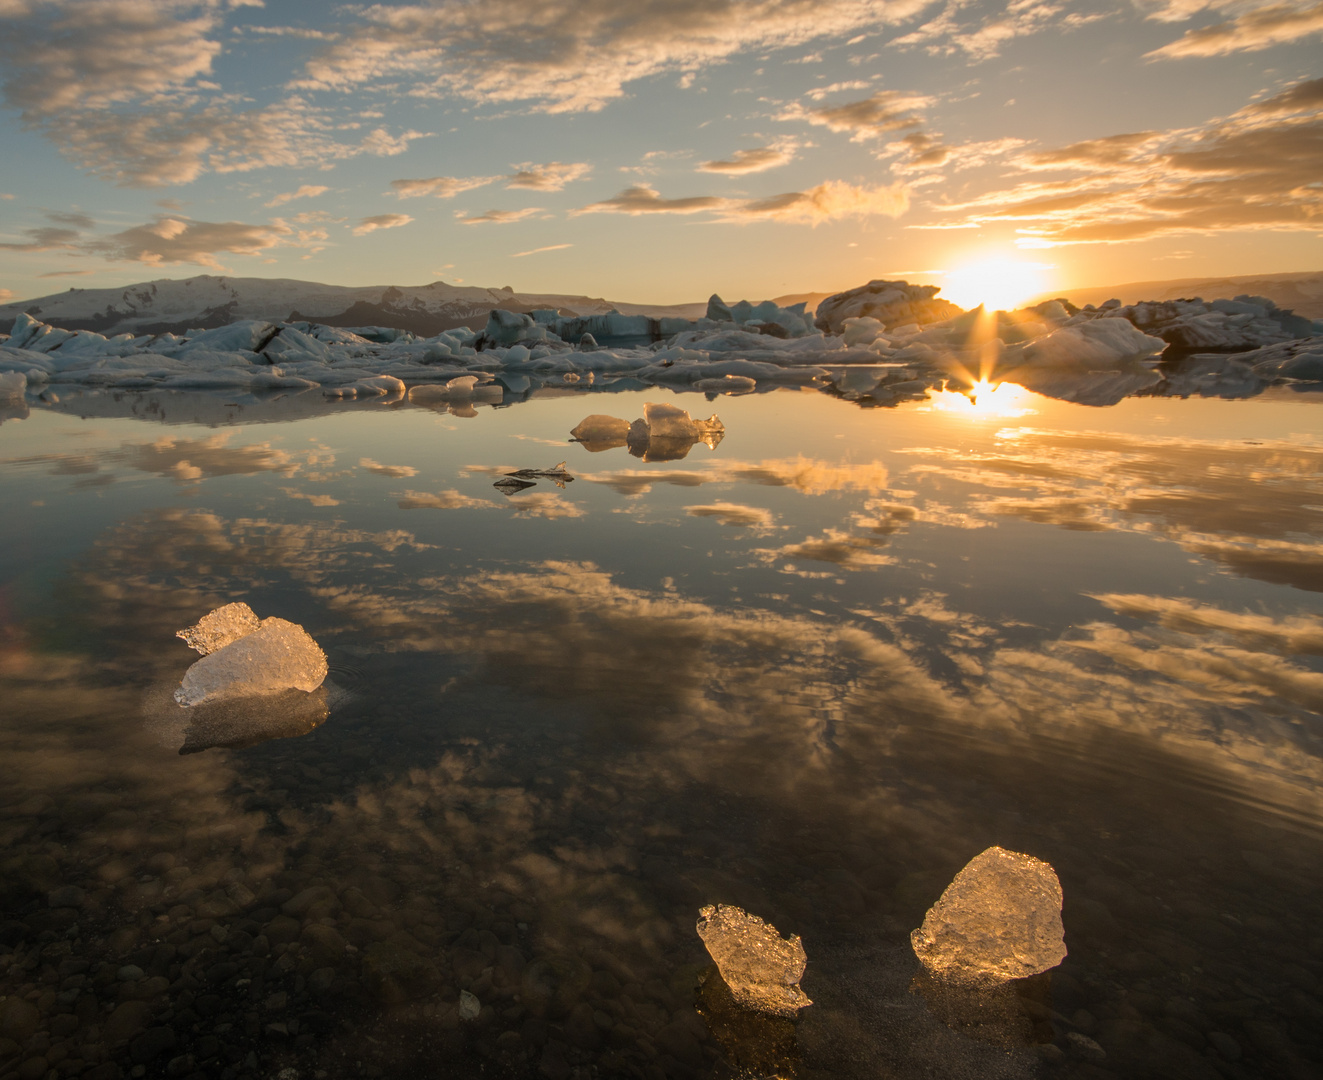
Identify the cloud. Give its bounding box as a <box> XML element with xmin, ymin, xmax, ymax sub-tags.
<box><xmin>293</xmin><ymin>0</ymin><xmax>934</xmax><ymax>113</ymax></box>
<box><xmin>888</xmin><ymin>0</ymin><xmax>1077</xmax><ymax>58</ymax></box>
<box><xmin>83</xmin><ymin>216</ymin><xmax>290</xmax><ymax>267</ymax></box>
<box><xmin>512</xmin><ymin>243</ymin><xmax>573</xmax><ymax>257</ymax></box>
<box><xmin>0</xmin><ymin>226</ymin><xmax>81</xmax><ymax>252</ymax></box>
<box><xmin>1147</xmin><ymin>0</ymin><xmax>1323</xmax><ymax>57</ymax></box>
<box><xmin>575</xmin><ymin>185</ymin><xmax>729</xmax><ymax>215</ymax></box>
<box><xmin>575</xmin><ymin>180</ymin><xmax>909</xmax><ymax>223</ymax></box>
<box><xmin>1245</xmin><ymin>75</ymin><xmax>1323</xmax><ymax>114</ymax></box>
<box><xmin>390</xmin><ymin>175</ymin><xmax>501</xmax><ymax>199</ymax></box>
<box><xmin>265</xmin><ymin>184</ymin><xmax>328</xmax><ymax>208</ymax></box>
<box><xmin>685</xmin><ymin>502</ymin><xmax>776</xmax><ymax>528</ymax></box>
<box><xmin>360</xmin><ymin>458</ymin><xmax>418</xmax><ymax>478</ymax></box>
<box><xmin>932</xmin><ymin>82</ymin><xmax>1323</xmax><ymax>244</ymax></box>
<box><xmin>506</xmin><ymin>161</ymin><xmax>592</xmax><ymax>190</ymax></box>
<box><xmin>0</xmin><ymin>2</ymin><xmax>434</xmax><ymax>185</ymax></box>
<box><xmin>37</xmin><ymin>269</ymin><xmax>96</xmax><ymax>278</ymax></box>
<box><xmin>359</xmin><ymin>127</ymin><xmax>432</xmax><ymax>156</ymax></box>
<box><xmin>456</xmin><ymin>207</ymin><xmax>543</xmax><ymax>226</ymax></box>
<box><xmin>781</xmin><ymin>90</ymin><xmax>930</xmax><ymax>141</ymax></box>
<box><xmin>724</xmin><ymin>179</ymin><xmax>910</xmax><ymax>223</ymax></box>
<box><xmin>0</xmin><ymin>289</ymin><xmax>13</xmax><ymax>301</ymax></box>
<box><xmin>699</xmin><ymin>142</ymin><xmax>797</xmax><ymax>174</ymax></box>
<box><xmin>351</xmin><ymin>213</ymin><xmax>413</xmax><ymax>236</ymax></box>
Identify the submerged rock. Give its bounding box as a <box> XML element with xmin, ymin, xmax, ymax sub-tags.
<box><xmin>911</xmin><ymin>846</ymin><xmax>1066</xmax><ymax>986</ymax></box>
<box><xmin>696</xmin><ymin>904</ymin><xmax>811</xmax><ymax>1018</ymax></box>
<box><xmin>175</xmin><ymin>616</ymin><xmax>327</xmax><ymax>707</ymax></box>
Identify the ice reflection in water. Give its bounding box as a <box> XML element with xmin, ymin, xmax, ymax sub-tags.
<box><xmin>0</xmin><ymin>389</ymin><xmax>1320</xmax><ymax>1080</ymax></box>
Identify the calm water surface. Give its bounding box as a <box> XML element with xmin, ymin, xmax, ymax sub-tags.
<box><xmin>1</xmin><ymin>384</ymin><xmax>1321</xmax><ymax>1080</ymax></box>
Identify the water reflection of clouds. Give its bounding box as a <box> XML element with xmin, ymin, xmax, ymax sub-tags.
<box><xmin>584</xmin><ymin>457</ymin><xmax>895</xmax><ymax>499</ymax></box>
<box><xmin>396</xmin><ymin>489</ymin><xmax>498</xmax><ymax>510</ymax></box>
<box><xmin>1</xmin><ymin>433</ymin><xmax>321</xmax><ymax>487</ymax></box>
<box><xmin>685</xmin><ymin>503</ymin><xmax>776</xmax><ymax>529</ymax></box>
<box><xmin>7</xmin><ymin>503</ymin><xmax>1323</xmax><ymax>1078</ymax></box>
<box><xmin>906</xmin><ymin>430</ymin><xmax>1323</xmax><ymax>591</ymax></box>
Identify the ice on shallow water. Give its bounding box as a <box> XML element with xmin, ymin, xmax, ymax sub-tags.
<box><xmin>910</xmin><ymin>846</ymin><xmax>1066</xmax><ymax>986</ymax></box>
<box><xmin>175</xmin><ymin>615</ymin><xmax>327</xmax><ymax>706</ymax></box>
<box><xmin>696</xmin><ymin>904</ymin><xmax>811</xmax><ymax>1017</ymax></box>
<box><xmin>176</xmin><ymin>601</ymin><xmax>262</xmax><ymax>656</ymax></box>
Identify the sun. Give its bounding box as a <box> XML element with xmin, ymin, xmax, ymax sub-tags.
<box><xmin>941</xmin><ymin>258</ymin><xmax>1052</xmax><ymax>312</ymax></box>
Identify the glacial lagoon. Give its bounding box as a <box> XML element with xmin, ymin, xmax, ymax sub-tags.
<box><xmin>1</xmin><ymin>380</ymin><xmax>1321</xmax><ymax>1080</ymax></box>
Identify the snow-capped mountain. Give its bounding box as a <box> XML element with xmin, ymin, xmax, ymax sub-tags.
<box><xmin>1040</xmin><ymin>271</ymin><xmax>1323</xmax><ymax>319</ymax></box>
<box><xmin>0</xmin><ymin>275</ymin><xmax>710</xmax><ymax>338</ymax></box>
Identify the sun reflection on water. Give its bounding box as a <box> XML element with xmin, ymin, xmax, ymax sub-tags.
<box><xmin>927</xmin><ymin>380</ymin><xmax>1036</xmax><ymax>419</ymax></box>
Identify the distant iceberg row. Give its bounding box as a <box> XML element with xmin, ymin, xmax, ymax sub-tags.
<box><xmin>1</xmin><ymin>280</ymin><xmax>1319</xmax><ymax>408</ymax></box>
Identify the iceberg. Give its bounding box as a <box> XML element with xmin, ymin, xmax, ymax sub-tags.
<box><xmin>814</xmin><ymin>280</ymin><xmax>963</xmax><ymax>335</ymax></box>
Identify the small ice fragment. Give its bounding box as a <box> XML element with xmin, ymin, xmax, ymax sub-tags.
<box><xmin>643</xmin><ymin>401</ymin><xmax>699</xmax><ymax>440</ymax></box>
<box><xmin>445</xmin><ymin>375</ymin><xmax>479</xmax><ymax>398</ymax></box>
<box><xmin>494</xmin><ymin>476</ymin><xmax>536</xmax><ymax>495</ymax></box>
<box><xmin>570</xmin><ymin>414</ymin><xmax>631</xmax><ymax>449</ymax></box>
<box><xmin>693</xmin><ymin>375</ymin><xmax>755</xmax><ymax>394</ymax></box>
<box><xmin>505</xmin><ymin>461</ymin><xmax>573</xmax><ymax>486</ymax></box>
<box><xmin>696</xmin><ymin>904</ymin><xmax>811</xmax><ymax>1018</ymax></box>
<box><xmin>910</xmin><ymin>846</ymin><xmax>1066</xmax><ymax>986</ymax></box>
<box><xmin>175</xmin><ymin>617</ymin><xmax>328</xmax><ymax>707</ymax></box>
<box><xmin>177</xmin><ymin>602</ymin><xmax>262</xmax><ymax>656</ymax></box>
<box><xmin>0</xmin><ymin>371</ymin><xmax>26</xmax><ymax>399</ymax></box>
<box><xmin>458</xmin><ymin>990</ymin><xmax>481</xmax><ymax>1020</ymax></box>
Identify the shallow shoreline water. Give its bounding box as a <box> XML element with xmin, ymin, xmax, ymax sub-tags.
<box><xmin>1</xmin><ymin>384</ymin><xmax>1321</xmax><ymax>1080</ymax></box>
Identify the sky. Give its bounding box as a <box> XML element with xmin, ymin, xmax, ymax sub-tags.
<box><xmin>0</xmin><ymin>0</ymin><xmax>1319</xmax><ymax>306</ymax></box>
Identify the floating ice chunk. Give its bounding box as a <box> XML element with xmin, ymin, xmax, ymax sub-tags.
<box><xmin>910</xmin><ymin>846</ymin><xmax>1066</xmax><ymax>986</ymax></box>
<box><xmin>505</xmin><ymin>461</ymin><xmax>573</xmax><ymax>487</ymax></box>
<box><xmin>696</xmin><ymin>904</ymin><xmax>811</xmax><ymax>1018</ymax></box>
<box><xmin>693</xmin><ymin>375</ymin><xmax>756</xmax><ymax>394</ymax></box>
<box><xmin>344</xmin><ymin>375</ymin><xmax>406</xmax><ymax>397</ymax></box>
<box><xmin>175</xmin><ymin>617</ymin><xmax>328</xmax><ymax>707</ymax></box>
<box><xmin>177</xmin><ymin>602</ymin><xmax>262</xmax><ymax>655</ymax></box>
<box><xmin>644</xmin><ymin>401</ymin><xmax>699</xmax><ymax>440</ymax></box>
<box><xmin>0</xmin><ymin>371</ymin><xmax>25</xmax><ymax>399</ymax></box>
<box><xmin>570</xmin><ymin>414</ymin><xmax>631</xmax><ymax>451</ymax></box>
